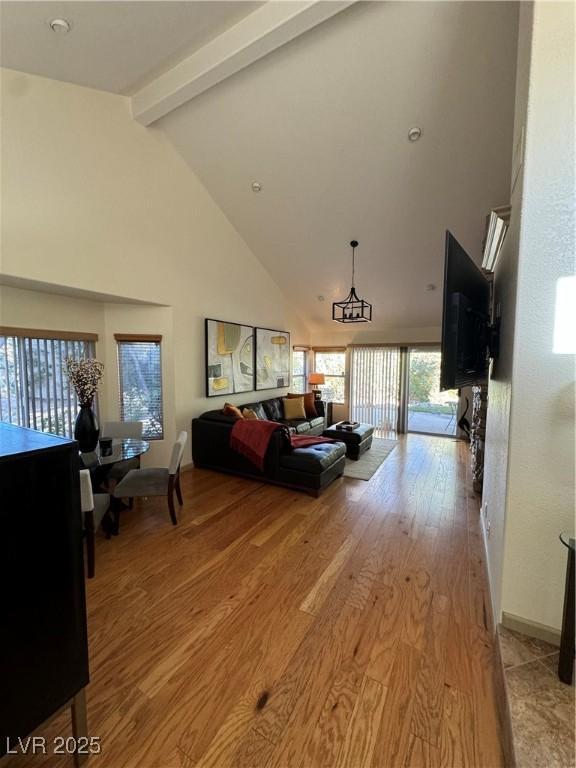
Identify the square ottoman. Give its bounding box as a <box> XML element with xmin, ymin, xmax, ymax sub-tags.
<box><xmin>322</xmin><ymin>422</ymin><xmax>374</xmax><ymax>460</ymax></box>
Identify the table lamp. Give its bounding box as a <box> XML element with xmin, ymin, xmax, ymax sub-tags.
<box><xmin>308</xmin><ymin>372</ymin><xmax>325</xmax><ymax>401</ymax></box>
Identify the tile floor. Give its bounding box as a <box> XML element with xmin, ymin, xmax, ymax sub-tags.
<box><xmin>499</xmin><ymin>626</ymin><xmax>575</xmax><ymax>768</ymax></box>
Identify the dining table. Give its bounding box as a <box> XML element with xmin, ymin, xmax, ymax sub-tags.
<box><xmin>80</xmin><ymin>438</ymin><xmax>150</xmax><ymax>536</ymax></box>
<box><xmin>80</xmin><ymin>438</ymin><xmax>150</xmax><ymax>473</ymax></box>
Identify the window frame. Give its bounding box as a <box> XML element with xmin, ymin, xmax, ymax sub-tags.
<box><xmin>115</xmin><ymin>333</ymin><xmax>164</xmax><ymax>441</ymax></box>
<box><xmin>313</xmin><ymin>348</ymin><xmax>346</xmax><ymax>404</ymax></box>
<box><xmin>291</xmin><ymin>346</ymin><xmax>309</xmax><ymax>394</ymax></box>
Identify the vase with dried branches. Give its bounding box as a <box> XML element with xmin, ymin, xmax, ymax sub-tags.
<box><xmin>66</xmin><ymin>357</ymin><xmax>104</xmax><ymax>452</ymax></box>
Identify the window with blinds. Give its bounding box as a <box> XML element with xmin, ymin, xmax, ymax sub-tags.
<box><xmin>349</xmin><ymin>346</ymin><xmax>401</xmax><ymax>431</ymax></box>
<box><xmin>116</xmin><ymin>335</ymin><xmax>163</xmax><ymax>440</ymax></box>
<box><xmin>0</xmin><ymin>330</ymin><xmax>97</xmax><ymax>437</ymax></box>
<box><xmin>314</xmin><ymin>350</ymin><xmax>346</xmax><ymax>403</ymax></box>
<box><xmin>292</xmin><ymin>348</ymin><xmax>308</xmax><ymax>394</ymax></box>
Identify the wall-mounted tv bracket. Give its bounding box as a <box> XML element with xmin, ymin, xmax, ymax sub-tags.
<box><xmin>466</xmin><ymin>307</ymin><xmax>500</xmax><ymax>361</ymax></box>
<box><xmin>487</xmin><ymin>318</ymin><xmax>500</xmax><ymax>360</ymax></box>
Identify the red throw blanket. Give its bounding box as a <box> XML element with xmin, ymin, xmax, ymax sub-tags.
<box><xmin>291</xmin><ymin>435</ymin><xmax>335</xmax><ymax>449</ymax></box>
<box><xmin>230</xmin><ymin>420</ymin><xmax>335</xmax><ymax>471</ymax></box>
<box><xmin>230</xmin><ymin>420</ymin><xmax>281</xmax><ymax>471</ymax></box>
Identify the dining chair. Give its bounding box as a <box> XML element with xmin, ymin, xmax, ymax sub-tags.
<box><xmin>112</xmin><ymin>431</ymin><xmax>187</xmax><ymax>529</ymax></box>
<box><xmin>101</xmin><ymin>421</ymin><xmax>143</xmax><ymax>440</ymax></box>
<box><xmin>79</xmin><ymin>469</ymin><xmax>110</xmax><ymax>578</ymax></box>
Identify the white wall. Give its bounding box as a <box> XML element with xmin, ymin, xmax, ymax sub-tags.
<box><xmin>483</xmin><ymin>0</ymin><xmax>575</xmax><ymax>632</ymax></box>
<box><xmin>482</xmin><ymin>1</ymin><xmax>532</xmax><ymax>626</ymax></box>
<box><xmin>502</xmin><ymin>0</ymin><xmax>575</xmax><ymax>632</ymax></box>
<box><xmin>1</xmin><ymin>69</ymin><xmax>310</xmax><ymax>463</ymax></box>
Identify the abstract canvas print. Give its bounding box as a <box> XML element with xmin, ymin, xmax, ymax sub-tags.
<box><xmin>255</xmin><ymin>327</ymin><xmax>290</xmax><ymax>390</ymax></box>
<box><xmin>205</xmin><ymin>319</ymin><xmax>254</xmax><ymax>397</ymax></box>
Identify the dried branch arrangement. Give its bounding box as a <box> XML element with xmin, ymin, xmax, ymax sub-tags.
<box><xmin>65</xmin><ymin>357</ymin><xmax>104</xmax><ymax>406</ymax></box>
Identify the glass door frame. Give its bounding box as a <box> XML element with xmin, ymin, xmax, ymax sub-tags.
<box><xmin>399</xmin><ymin>345</ymin><xmax>461</xmax><ymax>438</ymax></box>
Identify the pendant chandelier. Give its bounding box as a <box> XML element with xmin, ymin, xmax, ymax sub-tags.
<box><xmin>332</xmin><ymin>240</ymin><xmax>372</xmax><ymax>323</ymax></box>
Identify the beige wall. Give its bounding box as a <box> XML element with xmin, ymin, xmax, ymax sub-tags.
<box><xmin>1</xmin><ymin>68</ymin><xmax>310</xmax><ymax>463</ymax></box>
<box><xmin>311</xmin><ymin>326</ymin><xmax>440</xmax><ymax>349</ymax></box>
<box><xmin>0</xmin><ymin>285</ymin><xmax>106</xmax><ymax>340</ymax></box>
<box><xmin>0</xmin><ymin>285</ymin><xmax>173</xmax><ymax>464</ymax></box>
<box><xmin>483</xmin><ymin>0</ymin><xmax>575</xmax><ymax>632</ymax></box>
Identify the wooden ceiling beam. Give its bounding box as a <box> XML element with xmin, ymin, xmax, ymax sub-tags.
<box><xmin>131</xmin><ymin>1</ymin><xmax>355</xmax><ymax>126</ymax></box>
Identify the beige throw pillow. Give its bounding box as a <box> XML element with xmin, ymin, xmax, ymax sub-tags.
<box><xmin>283</xmin><ymin>396</ymin><xmax>306</xmax><ymax>420</ymax></box>
<box><xmin>287</xmin><ymin>391</ymin><xmax>318</xmax><ymax>418</ymax></box>
<box><xmin>242</xmin><ymin>408</ymin><xmax>259</xmax><ymax>420</ymax></box>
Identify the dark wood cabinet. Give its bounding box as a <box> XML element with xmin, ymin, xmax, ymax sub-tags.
<box><xmin>0</xmin><ymin>423</ymin><xmax>89</xmax><ymax>756</ymax></box>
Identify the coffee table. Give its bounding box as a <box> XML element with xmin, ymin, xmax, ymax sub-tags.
<box><xmin>323</xmin><ymin>422</ymin><xmax>374</xmax><ymax>460</ymax></box>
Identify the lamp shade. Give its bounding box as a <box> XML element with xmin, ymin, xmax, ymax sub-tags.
<box><xmin>309</xmin><ymin>372</ymin><xmax>325</xmax><ymax>385</ymax></box>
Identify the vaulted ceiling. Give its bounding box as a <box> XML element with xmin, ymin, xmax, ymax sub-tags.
<box><xmin>0</xmin><ymin>1</ymin><xmax>261</xmax><ymax>94</ymax></box>
<box><xmin>1</xmin><ymin>1</ymin><xmax>519</xmax><ymax>334</ymax></box>
<box><xmin>159</xmin><ymin>2</ymin><xmax>518</xmax><ymax>334</ymax></box>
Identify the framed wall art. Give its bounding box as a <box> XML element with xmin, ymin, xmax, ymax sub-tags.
<box><xmin>205</xmin><ymin>319</ymin><xmax>254</xmax><ymax>397</ymax></box>
<box><xmin>255</xmin><ymin>327</ymin><xmax>290</xmax><ymax>390</ymax></box>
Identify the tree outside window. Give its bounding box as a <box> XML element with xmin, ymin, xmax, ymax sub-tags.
<box><xmin>292</xmin><ymin>349</ymin><xmax>307</xmax><ymax>393</ymax></box>
<box><xmin>116</xmin><ymin>336</ymin><xmax>164</xmax><ymax>439</ymax></box>
<box><xmin>314</xmin><ymin>351</ymin><xmax>345</xmax><ymax>403</ymax></box>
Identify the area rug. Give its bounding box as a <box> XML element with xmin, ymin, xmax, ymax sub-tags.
<box><xmin>342</xmin><ymin>437</ymin><xmax>398</xmax><ymax>480</ymax></box>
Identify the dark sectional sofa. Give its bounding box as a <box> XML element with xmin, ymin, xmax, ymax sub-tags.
<box><xmin>192</xmin><ymin>396</ymin><xmax>346</xmax><ymax>495</ymax></box>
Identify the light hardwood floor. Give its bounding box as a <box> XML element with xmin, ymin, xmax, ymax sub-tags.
<box><xmin>6</xmin><ymin>434</ymin><xmax>506</xmax><ymax>767</ymax></box>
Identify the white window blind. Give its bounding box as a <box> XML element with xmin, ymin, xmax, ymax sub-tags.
<box><xmin>292</xmin><ymin>348</ymin><xmax>307</xmax><ymax>393</ymax></box>
<box><xmin>314</xmin><ymin>350</ymin><xmax>346</xmax><ymax>403</ymax></box>
<box><xmin>116</xmin><ymin>336</ymin><xmax>163</xmax><ymax>440</ymax></box>
<box><xmin>0</xmin><ymin>331</ymin><xmax>97</xmax><ymax>437</ymax></box>
<box><xmin>349</xmin><ymin>346</ymin><xmax>401</xmax><ymax>431</ymax></box>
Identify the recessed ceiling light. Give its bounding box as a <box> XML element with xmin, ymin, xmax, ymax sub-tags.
<box><xmin>48</xmin><ymin>18</ymin><xmax>72</xmax><ymax>34</ymax></box>
<box><xmin>408</xmin><ymin>127</ymin><xmax>422</xmax><ymax>142</ymax></box>
<box><xmin>317</xmin><ymin>295</ymin><xmax>325</xmax><ymax>302</ymax></box>
<box><xmin>251</xmin><ymin>181</ymin><xmax>262</xmax><ymax>193</ymax></box>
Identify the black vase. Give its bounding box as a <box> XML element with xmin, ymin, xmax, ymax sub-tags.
<box><xmin>74</xmin><ymin>403</ymin><xmax>100</xmax><ymax>452</ymax></box>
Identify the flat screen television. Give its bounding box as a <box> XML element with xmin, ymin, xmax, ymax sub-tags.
<box><xmin>440</xmin><ymin>231</ymin><xmax>492</xmax><ymax>391</ymax></box>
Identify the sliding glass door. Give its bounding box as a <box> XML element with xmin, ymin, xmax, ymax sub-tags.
<box><xmin>349</xmin><ymin>346</ymin><xmax>401</xmax><ymax>433</ymax></box>
<box><xmin>348</xmin><ymin>345</ymin><xmax>460</xmax><ymax>438</ymax></box>
<box><xmin>407</xmin><ymin>348</ymin><xmax>458</xmax><ymax>436</ymax></box>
